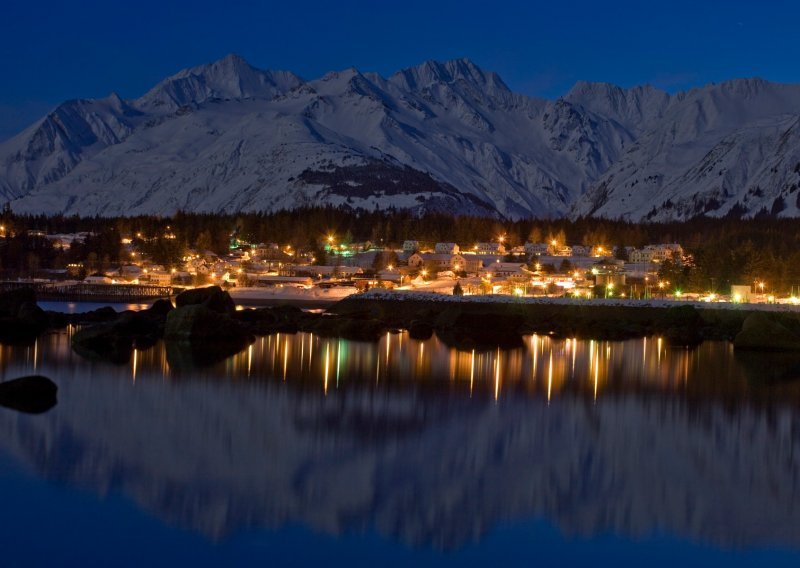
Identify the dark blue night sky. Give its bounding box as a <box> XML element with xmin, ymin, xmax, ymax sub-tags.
<box><xmin>0</xmin><ymin>0</ymin><xmax>797</xmax><ymax>139</ymax></box>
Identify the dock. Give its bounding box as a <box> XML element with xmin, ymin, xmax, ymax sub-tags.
<box><xmin>0</xmin><ymin>281</ymin><xmax>174</xmax><ymax>303</ymax></box>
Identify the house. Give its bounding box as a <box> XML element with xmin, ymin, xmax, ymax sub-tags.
<box><xmin>484</xmin><ymin>262</ymin><xmax>531</xmax><ymax>279</ymax></box>
<box><xmin>434</xmin><ymin>242</ymin><xmax>459</xmax><ymax>254</ymax></box>
<box><xmin>474</xmin><ymin>242</ymin><xmax>506</xmax><ymax>255</ymax></box>
<box><xmin>142</xmin><ymin>271</ymin><xmax>173</xmax><ymax>286</ymax></box>
<box><xmin>645</xmin><ymin>244</ymin><xmax>683</xmax><ymax>262</ymax></box>
<box><xmin>290</xmin><ymin>265</ymin><xmax>363</xmax><ymax>278</ymax></box>
<box><xmin>550</xmin><ymin>245</ymin><xmax>573</xmax><ymax>257</ymax></box>
<box><xmin>462</xmin><ymin>257</ymin><xmax>483</xmax><ymax>273</ymax></box>
<box><xmin>524</xmin><ymin>243</ymin><xmax>549</xmax><ymax>256</ymax></box>
<box><xmin>571</xmin><ymin>245</ymin><xmax>591</xmax><ymax>257</ymax></box>
<box><xmin>402</xmin><ymin>240</ymin><xmax>420</xmax><ymax>253</ymax></box>
<box><xmin>592</xmin><ymin>260</ymin><xmax>626</xmax><ymax>286</ymax></box>
<box><xmin>408</xmin><ymin>253</ymin><xmax>466</xmax><ymax>272</ymax></box>
<box><xmin>252</xmin><ymin>243</ymin><xmax>281</xmax><ymax>258</ymax></box>
<box><xmin>629</xmin><ymin>249</ymin><xmax>655</xmax><ymax>263</ymax></box>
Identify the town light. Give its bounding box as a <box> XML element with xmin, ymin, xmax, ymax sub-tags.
<box><xmin>550</xmin><ymin>239</ymin><xmax>557</xmax><ymax>246</ymax></box>
<box><xmin>327</xmin><ymin>235</ymin><xmax>335</xmax><ymax>243</ymax></box>
<box><xmin>497</xmin><ymin>234</ymin><xmax>506</xmax><ymax>243</ymax></box>
<box><xmin>387</xmin><ymin>264</ymin><xmax>394</xmax><ymax>271</ymax></box>
<box><xmin>514</xmin><ymin>287</ymin><xmax>524</xmax><ymax>296</ymax></box>
<box><xmin>420</xmin><ymin>269</ymin><xmax>428</xmax><ymax>277</ymax></box>
<box><xmin>734</xmin><ymin>293</ymin><xmax>742</xmax><ymax>303</ymax></box>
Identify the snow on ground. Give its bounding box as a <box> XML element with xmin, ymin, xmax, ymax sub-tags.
<box><xmin>229</xmin><ymin>286</ymin><xmax>357</xmax><ymax>303</ymax></box>
<box><xmin>358</xmin><ymin>289</ymin><xmax>800</xmax><ymax>313</ymax></box>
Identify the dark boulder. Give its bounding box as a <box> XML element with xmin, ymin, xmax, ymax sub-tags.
<box><xmin>145</xmin><ymin>298</ymin><xmax>174</xmax><ymax>317</ymax></box>
<box><xmin>71</xmin><ymin>323</ymin><xmax>135</xmax><ymax>364</ymax></box>
<box><xmin>0</xmin><ymin>289</ymin><xmax>49</xmax><ymax>344</ymax></box>
<box><xmin>17</xmin><ymin>301</ymin><xmax>48</xmax><ymax>328</ymax></box>
<box><xmin>175</xmin><ymin>286</ymin><xmax>236</xmax><ymax>315</ymax></box>
<box><xmin>0</xmin><ymin>287</ymin><xmax>37</xmax><ymax>317</ymax></box>
<box><xmin>734</xmin><ymin>313</ymin><xmax>800</xmax><ymax>351</ymax></box>
<box><xmin>164</xmin><ymin>305</ymin><xmax>254</xmax><ymax>368</ymax></box>
<box><xmin>165</xmin><ymin>304</ymin><xmax>252</xmax><ymax>342</ymax></box>
<box><xmin>71</xmin><ymin>310</ymin><xmax>162</xmax><ymax>364</ymax></box>
<box><xmin>0</xmin><ymin>375</ymin><xmax>57</xmax><ymax>414</ymax></box>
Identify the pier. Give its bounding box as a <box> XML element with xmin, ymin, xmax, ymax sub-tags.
<box><xmin>0</xmin><ymin>281</ymin><xmax>174</xmax><ymax>303</ymax></box>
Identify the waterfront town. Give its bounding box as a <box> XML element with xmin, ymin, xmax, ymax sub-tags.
<box><xmin>0</xmin><ymin>219</ymin><xmax>781</xmax><ymax>305</ymax></box>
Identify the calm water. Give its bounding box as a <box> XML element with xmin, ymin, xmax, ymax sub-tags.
<box><xmin>1</xmin><ymin>327</ymin><xmax>800</xmax><ymax>566</ymax></box>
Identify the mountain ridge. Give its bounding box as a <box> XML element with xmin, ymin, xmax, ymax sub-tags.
<box><xmin>3</xmin><ymin>54</ymin><xmax>800</xmax><ymax>220</ymax></box>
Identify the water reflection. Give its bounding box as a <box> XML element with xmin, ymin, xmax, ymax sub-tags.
<box><xmin>0</xmin><ymin>331</ymin><xmax>798</xmax><ymax>552</ymax></box>
<box><xmin>3</xmin><ymin>330</ymin><xmax>796</xmax><ymax>403</ymax></box>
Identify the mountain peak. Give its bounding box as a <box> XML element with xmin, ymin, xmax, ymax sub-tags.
<box><xmin>389</xmin><ymin>58</ymin><xmax>510</xmax><ymax>96</ymax></box>
<box><xmin>564</xmin><ymin>80</ymin><xmax>670</xmax><ymax>133</ymax></box>
<box><xmin>136</xmin><ymin>54</ymin><xmax>303</xmax><ymax>110</ymax></box>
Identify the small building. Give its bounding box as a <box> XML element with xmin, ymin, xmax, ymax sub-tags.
<box><xmin>485</xmin><ymin>263</ymin><xmax>531</xmax><ymax>279</ymax></box>
<box><xmin>250</xmin><ymin>275</ymin><xmax>313</xmax><ymax>287</ymax></box>
<box><xmin>571</xmin><ymin>245</ymin><xmax>591</xmax><ymax>257</ymax></box>
<box><xmin>474</xmin><ymin>242</ymin><xmax>506</xmax><ymax>255</ymax></box>
<box><xmin>629</xmin><ymin>249</ymin><xmax>655</xmax><ymax>263</ymax></box>
<box><xmin>592</xmin><ymin>260</ymin><xmax>627</xmax><ymax>287</ymax></box>
<box><xmin>462</xmin><ymin>257</ymin><xmax>483</xmax><ymax>273</ymax></box>
<box><xmin>645</xmin><ymin>244</ymin><xmax>683</xmax><ymax>262</ymax></box>
<box><xmin>524</xmin><ymin>243</ymin><xmax>549</xmax><ymax>256</ymax></box>
<box><xmin>402</xmin><ymin>240</ymin><xmax>420</xmax><ymax>253</ymax></box>
<box><xmin>407</xmin><ymin>253</ymin><xmax>466</xmax><ymax>272</ymax></box>
<box><xmin>288</xmin><ymin>265</ymin><xmax>363</xmax><ymax>278</ymax></box>
<box><xmin>142</xmin><ymin>271</ymin><xmax>173</xmax><ymax>286</ymax></box>
<box><xmin>730</xmin><ymin>284</ymin><xmax>752</xmax><ymax>303</ymax></box>
<box><xmin>550</xmin><ymin>244</ymin><xmax>573</xmax><ymax>257</ymax></box>
<box><xmin>434</xmin><ymin>242</ymin><xmax>460</xmax><ymax>254</ymax></box>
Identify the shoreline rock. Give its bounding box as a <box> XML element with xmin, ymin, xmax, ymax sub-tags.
<box><xmin>0</xmin><ymin>375</ymin><xmax>58</xmax><ymax>414</ymax></box>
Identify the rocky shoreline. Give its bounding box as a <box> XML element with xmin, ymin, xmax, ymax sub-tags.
<box><xmin>3</xmin><ymin>287</ymin><xmax>800</xmax><ymax>369</ymax></box>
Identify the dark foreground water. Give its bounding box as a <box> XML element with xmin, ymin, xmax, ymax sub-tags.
<box><xmin>1</xmin><ymin>328</ymin><xmax>800</xmax><ymax>567</ymax></box>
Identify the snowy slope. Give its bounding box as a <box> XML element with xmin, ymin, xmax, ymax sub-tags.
<box><xmin>1</xmin><ymin>55</ymin><xmax>631</xmax><ymax>218</ymax></box>
<box><xmin>571</xmin><ymin>78</ymin><xmax>800</xmax><ymax>220</ymax></box>
<box><xmin>5</xmin><ymin>55</ymin><xmax>800</xmax><ymax>220</ymax></box>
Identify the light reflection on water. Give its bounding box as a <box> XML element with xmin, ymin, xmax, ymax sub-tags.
<box><xmin>0</xmin><ymin>330</ymin><xmax>799</xmax><ymax>562</ymax></box>
<box><xmin>0</xmin><ymin>330</ymin><xmax>791</xmax><ymax>403</ymax></box>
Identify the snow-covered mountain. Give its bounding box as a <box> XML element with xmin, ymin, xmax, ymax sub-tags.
<box><xmin>571</xmin><ymin>78</ymin><xmax>800</xmax><ymax>220</ymax></box>
<box><xmin>4</xmin><ymin>54</ymin><xmax>800</xmax><ymax>220</ymax></box>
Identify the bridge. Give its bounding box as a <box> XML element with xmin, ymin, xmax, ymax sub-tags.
<box><xmin>0</xmin><ymin>281</ymin><xmax>174</xmax><ymax>303</ymax></box>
